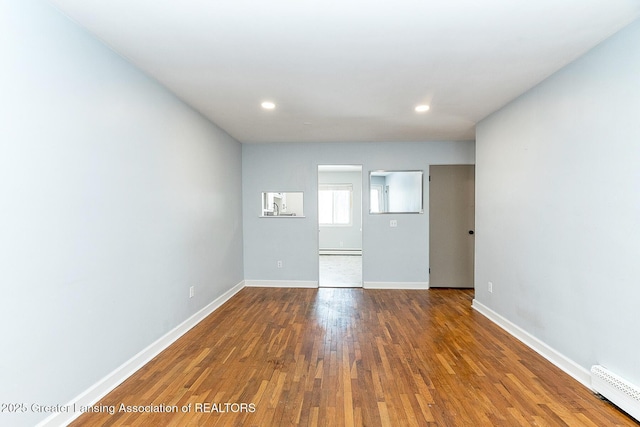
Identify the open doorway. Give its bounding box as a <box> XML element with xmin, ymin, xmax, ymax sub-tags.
<box><xmin>318</xmin><ymin>165</ymin><xmax>363</xmax><ymax>287</ymax></box>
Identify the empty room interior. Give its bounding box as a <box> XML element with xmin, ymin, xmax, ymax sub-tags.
<box><xmin>2</xmin><ymin>0</ymin><xmax>640</xmax><ymax>426</ymax></box>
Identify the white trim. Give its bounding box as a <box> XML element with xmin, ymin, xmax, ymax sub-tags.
<box><xmin>363</xmin><ymin>281</ymin><xmax>429</xmax><ymax>290</ymax></box>
<box><xmin>471</xmin><ymin>299</ymin><xmax>591</xmax><ymax>389</ymax></box>
<box><xmin>244</xmin><ymin>280</ymin><xmax>318</xmax><ymax>288</ymax></box>
<box><xmin>37</xmin><ymin>281</ymin><xmax>246</xmax><ymax>427</ymax></box>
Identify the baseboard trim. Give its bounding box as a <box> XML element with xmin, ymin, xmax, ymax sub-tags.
<box><xmin>471</xmin><ymin>299</ymin><xmax>591</xmax><ymax>389</ymax></box>
<box><xmin>363</xmin><ymin>281</ymin><xmax>429</xmax><ymax>290</ymax></box>
<box><xmin>38</xmin><ymin>280</ymin><xmax>246</xmax><ymax>427</ymax></box>
<box><xmin>244</xmin><ymin>280</ymin><xmax>318</xmax><ymax>288</ymax></box>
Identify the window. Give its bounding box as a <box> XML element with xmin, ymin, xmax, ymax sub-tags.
<box><xmin>319</xmin><ymin>184</ymin><xmax>352</xmax><ymax>225</ymax></box>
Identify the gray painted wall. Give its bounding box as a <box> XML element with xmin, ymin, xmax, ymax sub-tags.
<box><xmin>242</xmin><ymin>141</ymin><xmax>475</xmax><ymax>284</ymax></box>
<box><xmin>318</xmin><ymin>171</ymin><xmax>362</xmax><ymax>250</ymax></box>
<box><xmin>475</xmin><ymin>20</ymin><xmax>640</xmax><ymax>385</ymax></box>
<box><xmin>0</xmin><ymin>1</ymin><xmax>243</xmax><ymax>425</ymax></box>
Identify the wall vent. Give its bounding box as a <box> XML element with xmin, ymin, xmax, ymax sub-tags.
<box><xmin>590</xmin><ymin>365</ymin><xmax>640</xmax><ymax>422</ymax></box>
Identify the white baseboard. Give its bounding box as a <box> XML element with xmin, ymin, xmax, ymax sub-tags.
<box><xmin>244</xmin><ymin>280</ymin><xmax>318</xmax><ymax>288</ymax></box>
<box><xmin>38</xmin><ymin>280</ymin><xmax>246</xmax><ymax>427</ymax></box>
<box><xmin>363</xmin><ymin>281</ymin><xmax>429</xmax><ymax>290</ymax></box>
<box><xmin>471</xmin><ymin>299</ymin><xmax>591</xmax><ymax>389</ymax></box>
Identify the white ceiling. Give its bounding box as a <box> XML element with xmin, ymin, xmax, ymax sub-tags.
<box><xmin>48</xmin><ymin>0</ymin><xmax>640</xmax><ymax>144</ymax></box>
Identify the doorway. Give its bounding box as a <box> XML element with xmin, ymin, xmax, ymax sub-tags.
<box><xmin>318</xmin><ymin>165</ymin><xmax>363</xmax><ymax>287</ymax></box>
<box><xmin>429</xmin><ymin>165</ymin><xmax>475</xmax><ymax>288</ymax></box>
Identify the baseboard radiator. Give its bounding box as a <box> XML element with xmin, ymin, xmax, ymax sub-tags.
<box><xmin>319</xmin><ymin>249</ymin><xmax>362</xmax><ymax>255</ymax></box>
<box><xmin>590</xmin><ymin>365</ymin><xmax>640</xmax><ymax>421</ymax></box>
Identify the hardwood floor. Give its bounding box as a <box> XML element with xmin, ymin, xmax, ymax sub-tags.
<box><xmin>70</xmin><ymin>288</ymin><xmax>636</xmax><ymax>426</ymax></box>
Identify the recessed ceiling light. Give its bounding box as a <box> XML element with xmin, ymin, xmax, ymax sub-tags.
<box><xmin>415</xmin><ymin>104</ymin><xmax>430</xmax><ymax>113</ymax></box>
<box><xmin>261</xmin><ymin>101</ymin><xmax>276</xmax><ymax>110</ymax></box>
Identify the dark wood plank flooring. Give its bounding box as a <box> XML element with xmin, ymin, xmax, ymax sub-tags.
<box><xmin>70</xmin><ymin>288</ymin><xmax>637</xmax><ymax>426</ymax></box>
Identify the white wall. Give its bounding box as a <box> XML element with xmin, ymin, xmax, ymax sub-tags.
<box><xmin>243</xmin><ymin>141</ymin><xmax>474</xmax><ymax>286</ymax></box>
<box><xmin>475</xmin><ymin>20</ymin><xmax>640</xmax><ymax>385</ymax></box>
<box><xmin>0</xmin><ymin>1</ymin><xmax>243</xmax><ymax>426</ymax></box>
<box><xmin>386</xmin><ymin>172</ymin><xmax>423</xmax><ymax>213</ymax></box>
<box><xmin>282</xmin><ymin>192</ymin><xmax>304</xmax><ymax>216</ymax></box>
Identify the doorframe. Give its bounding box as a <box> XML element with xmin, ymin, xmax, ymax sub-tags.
<box><xmin>317</xmin><ymin>164</ymin><xmax>363</xmax><ymax>288</ymax></box>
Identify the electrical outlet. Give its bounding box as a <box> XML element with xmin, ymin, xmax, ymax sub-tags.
<box><xmin>189</xmin><ymin>286</ymin><xmax>195</xmax><ymax>298</ymax></box>
<box><xmin>488</xmin><ymin>282</ymin><xmax>493</xmax><ymax>293</ymax></box>
<box><xmin>390</xmin><ymin>220</ymin><xmax>398</xmax><ymax>228</ymax></box>
<box><xmin>277</xmin><ymin>260</ymin><xmax>283</xmax><ymax>268</ymax></box>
